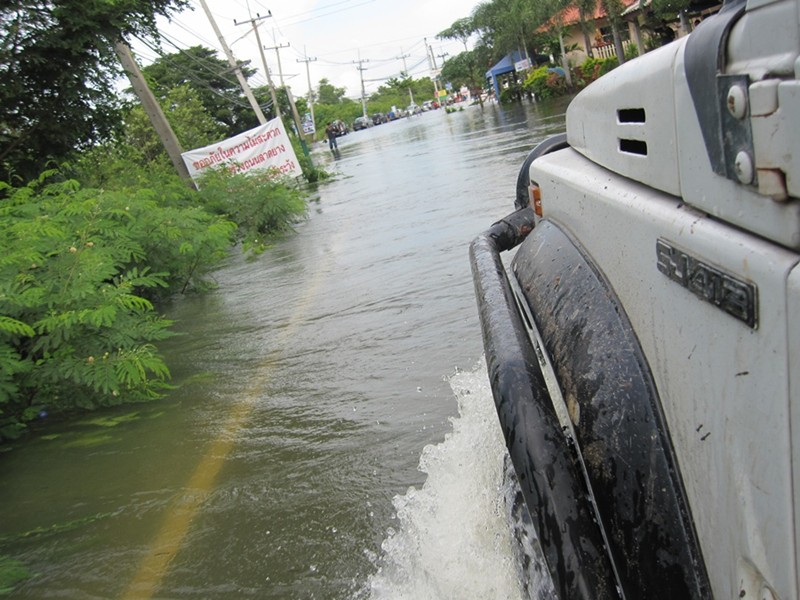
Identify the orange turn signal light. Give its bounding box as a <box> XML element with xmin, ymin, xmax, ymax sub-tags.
<box><xmin>529</xmin><ymin>184</ymin><xmax>542</xmax><ymax>217</ymax></box>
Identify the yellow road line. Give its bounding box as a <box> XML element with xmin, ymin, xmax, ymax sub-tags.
<box><xmin>121</xmin><ymin>247</ymin><xmax>330</xmax><ymax>599</ymax></box>
<box><xmin>121</xmin><ymin>393</ymin><xmax>259</xmax><ymax>599</ymax></box>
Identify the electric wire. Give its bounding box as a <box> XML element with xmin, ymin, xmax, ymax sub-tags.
<box><xmin>130</xmin><ymin>33</ymin><xmax>273</xmax><ymax>112</ymax></box>
<box><xmin>139</xmin><ymin>0</ymin><xmax>469</xmax><ymax>109</ymax></box>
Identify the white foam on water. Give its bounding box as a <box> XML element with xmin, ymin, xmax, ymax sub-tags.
<box><xmin>363</xmin><ymin>360</ymin><xmax>526</xmax><ymax>600</ymax></box>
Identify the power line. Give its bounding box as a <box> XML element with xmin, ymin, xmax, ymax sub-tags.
<box><xmin>149</xmin><ymin>0</ymin><xmax>470</xmax><ymax>103</ymax></box>
<box><xmin>270</xmin><ymin>0</ymin><xmax>376</xmax><ymax>28</ymax></box>
<box><xmin>131</xmin><ymin>33</ymin><xmax>271</xmax><ymax>113</ymax></box>
<box><xmin>198</xmin><ymin>0</ymin><xmax>266</xmax><ymax>124</ymax></box>
<box><xmin>167</xmin><ymin>16</ymin><xmax>219</xmax><ymax>50</ymax></box>
<box><xmin>148</xmin><ymin>32</ymin><xmax>247</xmax><ymax>92</ymax></box>
<box><xmin>235</xmin><ymin>13</ymin><xmax>281</xmax><ymax>119</ymax></box>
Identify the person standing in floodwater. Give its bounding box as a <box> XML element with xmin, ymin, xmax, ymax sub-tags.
<box><xmin>326</xmin><ymin>122</ymin><xmax>338</xmax><ymax>151</ymax></box>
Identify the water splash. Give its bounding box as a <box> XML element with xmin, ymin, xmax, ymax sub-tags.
<box><xmin>362</xmin><ymin>361</ymin><xmax>526</xmax><ymax>600</ymax></box>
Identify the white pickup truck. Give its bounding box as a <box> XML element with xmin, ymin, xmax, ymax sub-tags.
<box><xmin>471</xmin><ymin>0</ymin><xmax>800</xmax><ymax>597</ymax></box>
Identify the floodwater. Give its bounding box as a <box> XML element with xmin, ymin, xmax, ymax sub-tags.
<box><xmin>0</xmin><ymin>97</ymin><xmax>570</xmax><ymax>599</ymax></box>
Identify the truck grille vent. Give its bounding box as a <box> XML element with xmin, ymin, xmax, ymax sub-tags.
<box><xmin>619</xmin><ymin>139</ymin><xmax>648</xmax><ymax>155</ymax></box>
<box><xmin>618</xmin><ymin>108</ymin><xmax>647</xmax><ymax>155</ymax></box>
<box><xmin>618</xmin><ymin>108</ymin><xmax>646</xmax><ymax>123</ymax></box>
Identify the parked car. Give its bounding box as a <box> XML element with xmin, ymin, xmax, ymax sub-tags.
<box><xmin>371</xmin><ymin>113</ymin><xmax>388</xmax><ymax>125</ymax></box>
<box><xmin>352</xmin><ymin>116</ymin><xmax>371</xmax><ymax>131</ymax></box>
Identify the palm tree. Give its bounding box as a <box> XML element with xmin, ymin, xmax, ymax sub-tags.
<box><xmin>576</xmin><ymin>0</ymin><xmax>598</xmax><ymax>58</ymax></box>
<box><xmin>600</xmin><ymin>0</ymin><xmax>627</xmax><ymax>64</ymax></box>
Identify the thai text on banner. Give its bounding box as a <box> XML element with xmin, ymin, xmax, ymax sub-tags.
<box><xmin>181</xmin><ymin>117</ymin><xmax>301</xmax><ymax>182</ymax></box>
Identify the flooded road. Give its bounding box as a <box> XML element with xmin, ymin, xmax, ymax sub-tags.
<box><xmin>0</xmin><ymin>98</ymin><xmax>569</xmax><ymax>599</ymax></box>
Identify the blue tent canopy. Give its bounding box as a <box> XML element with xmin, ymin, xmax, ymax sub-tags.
<box><xmin>485</xmin><ymin>51</ymin><xmax>526</xmax><ymax>99</ymax></box>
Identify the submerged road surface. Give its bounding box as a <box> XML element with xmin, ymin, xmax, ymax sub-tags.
<box><xmin>0</xmin><ymin>98</ymin><xmax>569</xmax><ymax>599</ymax></box>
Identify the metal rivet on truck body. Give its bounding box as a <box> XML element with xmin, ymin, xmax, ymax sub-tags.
<box><xmin>727</xmin><ymin>85</ymin><xmax>748</xmax><ymax>119</ymax></box>
<box><xmin>735</xmin><ymin>151</ymin><xmax>754</xmax><ymax>184</ymax></box>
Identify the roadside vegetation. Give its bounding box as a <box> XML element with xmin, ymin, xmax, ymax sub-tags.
<box><xmin>0</xmin><ymin>0</ymin><xmax>697</xmax><ymax>443</ymax></box>
<box><xmin>0</xmin><ymin>1</ymin><xmax>310</xmax><ymax>443</ymax></box>
<box><xmin>436</xmin><ymin>0</ymin><xmax>696</xmax><ymax>103</ymax></box>
<box><xmin>311</xmin><ymin>76</ymin><xmax>440</xmax><ymax>129</ymax></box>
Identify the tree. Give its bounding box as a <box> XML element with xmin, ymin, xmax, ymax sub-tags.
<box><xmin>438</xmin><ymin>17</ymin><xmax>475</xmax><ymax>52</ymax></box>
<box><xmin>439</xmin><ymin>52</ymin><xmax>472</xmax><ymax>87</ymax></box>
<box><xmin>576</xmin><ymin>0</ymin><xmax>599</xmax><ymax>59</ymax></box>
<box><xmin>0</xmin><ymin>0</ymin><xmax>188</xmax><ymax>183</ymax></box>
<box><xmin>472</xmin><ymin>0</ymin><xmax>541</xmax><ymax>63</ymax></box>
<box><xmin>540</xmin><ymin>0</ymin><xmax>579</xmax><ymax>87</ymax></box>
<box><xmin>650</xmin><ymin>0</ymin><xmax>692</xmax><ymax>20</ymax></box>
<box><xmin>312</xmin><ymin>78</ymin><xmax>360</xmax><ymax>130</ymax></box>
<box><xmin>316</xmin><ymin>78</ymin><xmax>348</xmax><ymax>105</ymax></box>
<box><xmin>371</xmin><ymin>73</ymin><xmax>414</xmax><ymax>107</ymax></box>
<box><xmin>439</xmin><ymin>50</ymin><xmax>488</xmax><ymax>105</ymax></box>
<box><xmin>140</xmin><ymin>45</ymin><xmax>258</xmax><ymax>136</ymax></box>
<box><xmin>438</xmin><ymin>17</ymin><xmax>487</xmax><ymax>106</ymax></box>
<box><xmin>0</xmin><ymin>173</ymin><xmax>228</xmax><ymax>441</ymax></box>
<box><xmin>123</xmin><ymin>84</ymin><xmax>223</xmax><ymax>164</ymax></box>
<box><xmin>0</xmin><ymin>161</ymin><xmax>308</xmax><ymax>441</ymax></box>
<box><xmin>368</xmin><ymin>76</ymin><xmax>437</xmax><ymax>112</ymax></box>
<box><xmin>383</xmin><ymin>74</ymin><xmax>412</xmax><ymax>94</ymax></box>
<box><xmin>600</xmin><ymin>0</ymin><xmax>627</xmax><ymax>64</ymax></box>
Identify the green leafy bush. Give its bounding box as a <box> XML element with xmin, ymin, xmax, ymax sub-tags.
<box><xmin>581</xmin><ymin>56</ymin><xmax>620</xmax><ymax>81</ymax></box>
<box><xmin>624</xmin><ymin>44</ymin><xmax>641</xmax><ymax>61</ymax></box>
<box><xmin>0</xmin><ymin>171</ymin><xmax>237</xmax><ymax>441</ymax></box>
<box><xmin>195</xmin><ymin>169</ymin><xmax>307</xmax><ymax>254</ymax></box>
<box><xmin>290</xmin><ymin>136</ymin><xmax>330</xmax><ymax>184</ymax></box>
<box><xmin>572</xmin><ymin>56</ymin><xmax>621</xmax><ymax>89</ymax></box>
<box><xmin>523</xmin><ymin>66</ymin><xmax>569</xmax><ymax>100</ymax></box>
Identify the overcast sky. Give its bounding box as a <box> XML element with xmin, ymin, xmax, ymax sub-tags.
<box><xmin>131</xmin><ymin>0</ymin><xmax>484</xmax><ymax>104</ymax></box>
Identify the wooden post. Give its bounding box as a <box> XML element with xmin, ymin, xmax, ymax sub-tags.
<box><xmin>114</xmin><ymin>40</ymin><xmax>194</xmax><ymax>185</ymax></box>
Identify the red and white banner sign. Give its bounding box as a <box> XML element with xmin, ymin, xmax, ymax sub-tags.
<box><xmin>181</xmin><ymin>117</ymin><xmax>301</xmax><ymax>182</ymax></box>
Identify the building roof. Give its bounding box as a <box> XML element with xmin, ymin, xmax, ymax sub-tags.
<box><xmin>622</xmin><ymin>0</ymin><xmax>652</xmax><ymax>17</ymax></box>
<box><xmin>550</xmin><ymin>0</ymin><xmax>639</xmax><ymax>27</ymax></box>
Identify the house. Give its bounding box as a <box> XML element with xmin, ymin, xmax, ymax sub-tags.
<box><xmin>485</xmin><ymin>0</ymin><xmax>724</xmax><ymax>99</ymax></box>
<box><xmin>549</xmin><ymin>0</ymin><xmax>722</xmax><ymax>65</ymax></box>
<box><xmin>548</xmin><ymin>0</ymin><xmax>639</xmax><ymax>65</ymax></box>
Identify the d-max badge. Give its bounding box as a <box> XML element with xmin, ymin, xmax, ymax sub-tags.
<box><xmin>656</xmin><ymin>238</ymin><xmax>758</xmax><ymax>328</ymax></box>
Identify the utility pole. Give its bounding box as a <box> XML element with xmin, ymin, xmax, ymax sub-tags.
<box><xmin>425</xmin><ymin>38</ymin><xmax>440</xmax><ymax>107</ymax></box>
<box><xmin>264</xmin><ymin>38</ymin><xmax>308</xmax><ymax>149</ymax></box>
<box><xmin>437</xmin><ymin>52</ymin><xmax>449</xmax><ymax>104</ymax></box>
<box><xmin>427</xmin><ymin>38</ymin><xmax>438</xmax><ymax>71</ymax></box>
<box><xmin>297</xmin><ymin>49</ymin><xmax>317</xmax><ymax>141</ymax></box>
<box><xmin>354</xmin><ymin>51</ymin><xmax>369</xmax><ymax>119</ymax></box>
<box><xmin>234</xmin><ymin>13</ymin><xmax>280</xmax><ymax>119</ymax></box>
<box><xmin>397</xmin><ymin>49</ymin><xmax>414</xmax><ymax>107</ymax></box>
<box><xmin>265</xmin><ymin>39</ymin><xmax>290</xmax><ymax>87</ymax></box>
<box><xmin>114</xmin><ymin>40</ymin><xmax>193</xmax><ymax>185</ymax></box>
<box><xmin>199</xmin><ymin>0</ymin><xmax>266</xmax><ymax>124</ymax></box>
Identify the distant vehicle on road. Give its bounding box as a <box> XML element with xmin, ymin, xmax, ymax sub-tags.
<box><xmin>352</xmin><ymin>116</ymin><xmax>371</xmax><ymax>131</ymax></box>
